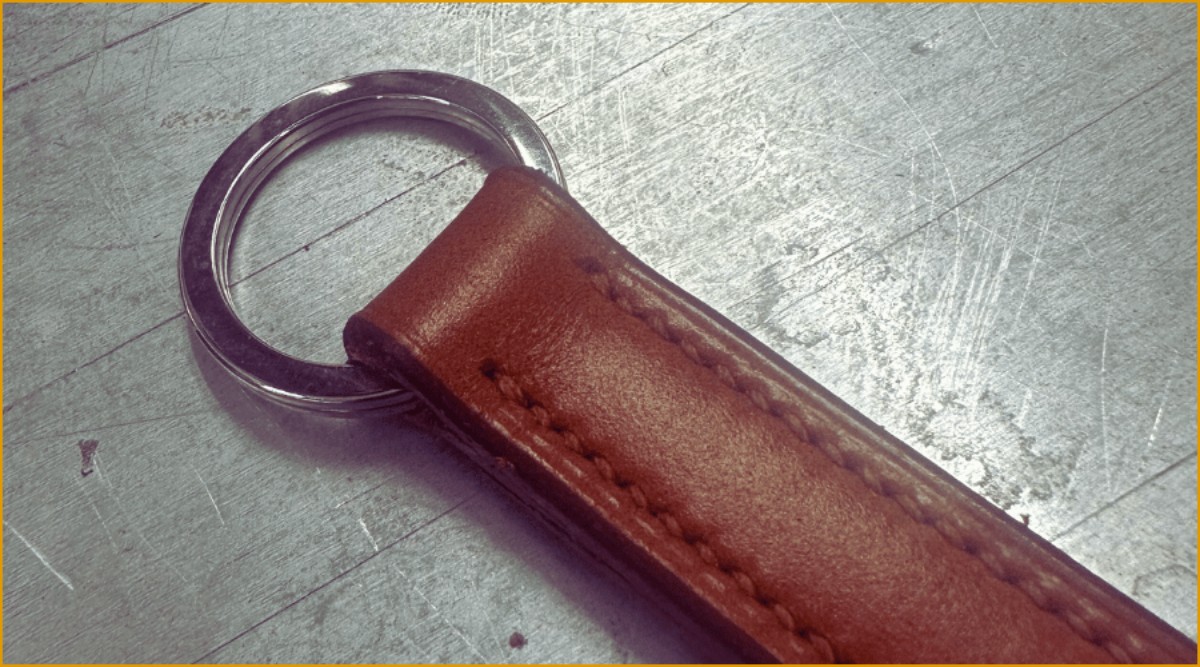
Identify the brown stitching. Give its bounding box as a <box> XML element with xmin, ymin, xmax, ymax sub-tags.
<box><xmin>581</xmin><ymin>263</ymin><xmax>1134</xmax><ymax>663</ymax></box>
<box><xmin>480</xmin><ymin>362</ymin><xmax>837</xmax><ymax>663</ymax></box>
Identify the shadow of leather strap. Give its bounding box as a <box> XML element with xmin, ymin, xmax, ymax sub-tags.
<box><xmin>344</xmin><ymin>166</ymin><xmax>1197</xmax><ymax>664</ymax></box>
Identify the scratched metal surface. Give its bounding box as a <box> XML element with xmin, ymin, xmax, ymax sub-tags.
<box><xmin>2</xmin><ymin>4</ymin><xmax>1195</xmax><ymax>662</ymax></box>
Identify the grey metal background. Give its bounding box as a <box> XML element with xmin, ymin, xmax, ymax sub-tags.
<box><xmin>3</xmin><ymin>4</ymin><xmax>1195</xmax><ymax>662</ymax></box>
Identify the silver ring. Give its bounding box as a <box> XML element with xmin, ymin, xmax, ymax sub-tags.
<box><xmin>179</xmin><ymin>70</ymin><xmax>565</xmax><ymax>414</ymax></box>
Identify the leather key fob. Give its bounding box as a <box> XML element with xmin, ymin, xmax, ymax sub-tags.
<box><xmin>343</xmin><ymin>166</ymin><xmax>1196</xmax><ymax>664</ymax></box>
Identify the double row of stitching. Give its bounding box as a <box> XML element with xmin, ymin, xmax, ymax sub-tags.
<box><xmin>480</xmin><ymin>362</ymin><xmax>838</xmax><ymax>663</ymax></box>
<box><xmin>581</xmin><ymin>262</ymin><xmax>1136</xmax><ymax>664</ymax></box>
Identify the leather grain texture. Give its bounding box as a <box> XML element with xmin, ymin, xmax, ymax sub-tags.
<box><xmin>343</xmin><ymin>166</ymin><xmax>1197</xmax><ymax>663</ymax></box>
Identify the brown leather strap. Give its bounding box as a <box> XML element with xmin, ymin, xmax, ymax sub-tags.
<box><xmin>343</xmin><ymin>166</ymin><xmax>1196</xmax><ymax>663</ymax></box>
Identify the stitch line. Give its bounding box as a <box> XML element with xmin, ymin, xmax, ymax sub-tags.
<box><xmin>581</xmin><ymin>263</ymin><xmax>1133</xmax><ymax>663</ymax></box>
<box><xmin>479</xmin><ymin>362</ymin><xmax>837</xmax><ymax>663</ymax></box>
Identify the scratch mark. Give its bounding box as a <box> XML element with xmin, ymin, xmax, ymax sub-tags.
<box><xmin>858</xmin><ymin>63</ymin><xmax>1189</xmax><ymax>284</ymax></box>
<box><xmin>358</xmin><ymin>517</ymin><xmax>379</xmax><ymax>552</ymax></box>
<box><xmin>394</xmin><ymin>565</ymin><xmax>488</xmax><ymax>661</ymax></box>
<box><xmin>83</xmin><ymin>171</ymin><xmax>125</xmax><ymax>228</ymax></box>
<box><xmin>334</xmin><ymin>480</ymin><xmax>389</xmax><ymax>510</ymax></box>
<box><xmin>973</xmin><ymin>8</ymin><xmax>999</xmax><ymax>48</ymax></box>
<box><xmin>4</xmin><ymin>521</ymin><xmax>75</xmax><ymax>591</ymax></box>
<box><xmin>215</xmin><ymin>5</ymin><xmax>233</xmax><ymax>56</ymax></box>
<box><xmin>1051</xmin><ymin>452</ymin><xmax>1195</xmax><ymax>542</ymax></box>
<box><xmin>192</xmin><ymin>467</ymin><xmax>226</xmax><ymax>526</ymax></box>
<box><xmin>554</xmin><ymin>14</ymin><xmax>662</xmax><ymax>40</ymax></box>
<box><xmin>94</xmin><ymin>455</ymin><xmax>189</xmax><ymax>584</ymax></box>
<box><xmin>9</xmin><ymin>408</ymin><xmax>211</xmax><ymax>449</ymax></box>
<box><xmin>788</xmin><ymin>17</ymin><xmax>895</xmax><ymax>37</ymax></box>
<box><xmin>1062</xmin><ymin>219</ymin><xmax>1097</xmax><ymax>261</ymax></box>
<box><xmin>969</xmin><ymin>199</ymin><xmax>1016</xmax><ymax>393</ymax></box>
<box><xmin>93</xmin><ymin>453</ymin><xmax>116</xmax><ymax>492</ymax></box>
<box><xmin>64</xmin><ymin>239</ymin><xmax>175</xmax><ymax>253</ymax></box>
<box><xmin>74</xmin><ymin>476</ymin><xmax>121</xmax><ymax>555</ymax></box>
<box><xmin>82</xmin><ymin>51</ymin><xmax>100</xmax><ymax>99</ymax></box>
<box><xmin>1099</xmin><ymin>318</ymin><xmax>1113</xmax><ymax>493</ymax></box>
<box><xmin>1146</xmin><ymin>380</ymin><xmax>1171</xmax><ymax>450</ymax></box>
<box><xmin>535</xmin><ymin>4</ymin><xmax>751</xmax><ymax>122</ymax></box>
<box><xmin>143</xmin><ymin>30</ymin><xmax>160</xmax><ymax>108</ymax></box>
<box><xmin>907</xmin><ymin>152</ymin><xmax>919</xmax><ymax>206</ymax></box>
<box><xmin>196</xmin><ymin>496</ymin><xmax>475</xmax><ymax>662</ymax></box>
<box><xmin>2</xmin><ymin>312</ymin><xmax>181</xmax><ymax>416</ymax></box>
<box><xmin>100</xmin><ymin>141</ymin><xmax>143</xmax><ymax>263</ymax></box>
<box><xmin>469</xmin><ymin>573</ymin><xmax>507</xmax><ymax>652</ymax></box>
<box><xmin>826</xmin><ymin>4</ymin><xmax>960</xmax><ymax>213</ymax></box>
<box><xmin>616</xmin><ymin>83</ymin><xmax>631</xmax><ymax>150</ymax></box>
<box><xmin>1014</xmin><ymin>387</ymin><xmax>1033</xmax><ymax>429</ymax></box>
<box><xmin>1008</xmin><ymin>171</ymin><xmax>1060</xmax><ymax>335</ymax></box>
<box><xmin>5</xmin><ymin>4</ymin><xmax>206</xmax><ymax>96</ymax></box>
<box><xmin>795</xmin><ymin>127</ymin><xmax>889</xmax><ymax>158</ymax></box>
<box><xmin>201</xmin><ymin>59</ymin><xmax>234</xmax><ymax>86</ymax></box>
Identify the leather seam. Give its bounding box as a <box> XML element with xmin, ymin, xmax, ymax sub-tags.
<box><xmin>581</xmin><ymin>263</ymin><xmax>1135</xmax><ymax>664</ymax></box>
<box><xmin>480</xmin><ymin>362</ymin><xmax>838</xmax><ymax>664</ymax></box>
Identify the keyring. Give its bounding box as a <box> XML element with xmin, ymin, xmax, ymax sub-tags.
<box><xmin>178</xmin><ymin>70</ymin><xmax>565</xmax><ymax>414</ymax></box>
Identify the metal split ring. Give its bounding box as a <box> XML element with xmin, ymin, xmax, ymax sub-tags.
<box><xmin>178</xmin><ymin>70</ymin><xmax>564</xmax><ymax>414</ymax></box>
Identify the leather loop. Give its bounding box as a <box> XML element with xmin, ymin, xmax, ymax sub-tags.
<box><xmin>344</xmin><ymin>166</ymin><xmax>1196</xmax><ymax>663</ymax></box>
